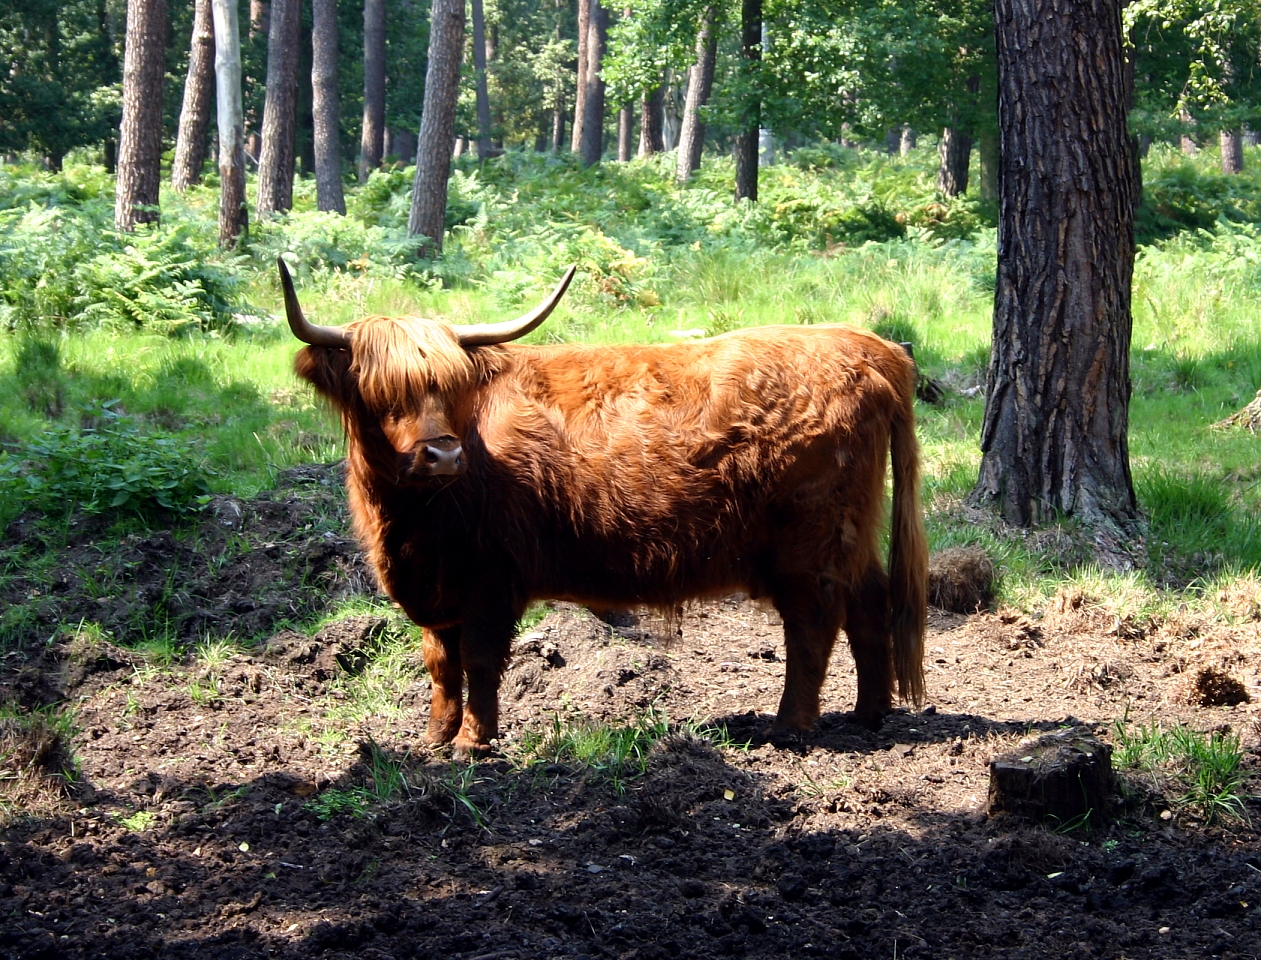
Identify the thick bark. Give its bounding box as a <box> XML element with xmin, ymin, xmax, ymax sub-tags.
<box><xmin>212</xmin><ymin>0</ymin><xmax>248</xmax><ymax>246</ymax></box>
<box><xmin>617</xmin><ymin>104</ymin><xmax>633</xmax><ymax>161</ymax></box>
<box><xmin>571</xmin><ymin>0</ymin><xmax>590</xmax><ymax>153</ymax></box>
<box><xmin>173</xmin><ymin>0</ymin><xmax>216</xmax><ymax>190</ymax></box>
<box><xmin>256</xmin><ymin>0</ymin><xmax>300</xmax><ymax>214</ymax></box>
<box><xmin>579</xmin><ymin>0</ymin><xmax>607</xmax><ymax>166</ymax></box>
<box><xmin>359</xmin><ymin>0</ymin><xmax>386</xmax><ymax>181</ymax></box>
<box><xmin>733</xmin><ymin>0</ymin><xmax>761</xmax><ymax>201</ymax></box>
<box><xmin>971</xmin><ymin>0</ymin><xmax>1139</xmax><ymax>533</ymax></box>
<box><xmin>407</xmin><ymin>0</ymin><xmax>465</xmax><ymax>255</ymax></box>
<box><xmin>472</xmin><ymin>0</ymin><xmax>494</xmax><ymax>160</ymax></box>
<box><xmin>311</xmin><ymin>0</ymin><xmax>345</xmax><ymax>213</ymax></box>
<box><xmin>978</xmin><ymin>128</ymin><xmax>999</xmax><ymax>202</ymax></box>
<box><xmin>675</xmin><ymin>7</ymin><xmax>717</xmax><ymax>184</ymax></box>
<box><xmin>1221</xmin><ymin>129</ymin><xmax>1244</xmax><ymax>174</ymax></box>
<box><xmin>937</xmin><ymin>126</ymin><xmax>971</xmax><ymax>197</ymax></box>
<box><xmin>899</xmin><ymin>125</ymin><xmax>916</xmax><ymax>156</ymax></box>
<box><xmin>638</xmin><ymin>84</ymin><xmax>663</xmax><ymax>157</ymax></box>
<box><xmin>114</xmin><ymin>0</ymin><xmax>168</xmax><ymax>230</ymax></box>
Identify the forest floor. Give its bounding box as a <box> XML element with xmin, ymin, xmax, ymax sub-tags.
<box><xmin>2</xmin><ymin>466</ymin><xmax>1260</xmax><ymax>960</ymax></box>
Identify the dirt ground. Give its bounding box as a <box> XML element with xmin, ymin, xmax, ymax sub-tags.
<box><xmin>2</xmin><ymin>466</ymin><xmax>1261</xmax><ymax>960</ymax></box>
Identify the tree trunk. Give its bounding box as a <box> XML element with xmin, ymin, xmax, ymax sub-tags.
<box><xmin>1221</xmin><ymin>129</ymin><xmax>1244</xmax><ymax>174</ymax></box>
<box><xmin>978</xmin><ymin>128</ymin><xmax>999</xmax><ymax>202</ymax></box>
<box><xmin>245</xmin><ymin>0</ymin><xmax>269</xmax><ymax>164</ymax></box>
<box><xmin>937</xmin><ymin>126</ymin><xmax>971</xmax><ymax>197</ymax></box>
<box><xmin>173</xmin><ymin>0</ymin><xmax>216</xmax><ymax>190</ymax></box>
<box><xmin>733</xmin><ymin>0</ymin><xmax>761</xmax><ymax>201</ymax></box>
<box><xmin>899</xmin><ymin>125</ymin><xmax>916</xmax><ymax>156</ymax></box>
<box><xmin>256</xmin><ymin>0</ymin><xmax>299</xmax><ymax>215</ymax></box>
<box><xmin>758</xmin><ymin>20</ymin><xmax>772</xmax><ymax>166</ymax></box>
<box><xmin>571</xmin><ymin>0</ymin><xmax>590</xmax><ymax>153</ymax></box>
<box><xmin>1179</xmin><ymin>108</ymin><xmax>1197</xmax><ymax>155</ymax></box>
<box><xmin>1243</xmin><ymin>128</ymin><xmax>1259</xmax><ymax>148</ymax></box>
<box><xmin>114</xmin><ymin>0</ymin><xmax>168</xmax><ymax>230</ymax></box>
<box><xmin>472</xmin><ymin>0</ymin><xmax>494</xmax><ymax>160</ymax></box>
<box><xmin>407</xmin><ymin>0</ymin><xmax>465</xmax><ymax>255</ymax></box>
<box><xmin>359</xmin><ymin>0</ymin><xmax>386</xmax><ymax>181</ymax></box>
<box><xmin>212</xmin><ymin>0</ymin><xmax>248</xmax><ymax>247</ymax></box>
<box><xmin>971</xmin><ymin>0</ymin><xmax>1139</xmax><ymax>536</ymax></box>
<box><xmin>552</xmin><ymin>97</ymin><xmax>566</xmax><ymax>152</ymax></box>
<box><xmin>311</xmin><ymin>0</ymin><xmax>345</xmax><ymax>213</ymax></box>
<box><xmin>579</xmin><ymin>0</ymin><xmax>607</xmax><ymax>166</ymax></box>
<box><xmin>638</xmin><ymin>84</ymin><xmax>663</xmax><ymax>157</ymax></box>
<box><xmin>394</xmin><ymin>128</ymin><xmax>417</xmax><ymax>164</ymax></box>
<box><xmin>675</xmin><ymin>6</ymin><xmax>717</xmax><ymax>184</ymax></box>
<box><xmin>617</xmin><ymin>104</ymin><xmax>633</xmax><ymax>161</ymax></box>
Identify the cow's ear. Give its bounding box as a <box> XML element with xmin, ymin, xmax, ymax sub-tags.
<box><xmin>294</xmin><ymin>345</ymin><xmax>356</xmax><ymax>409</ymax></box>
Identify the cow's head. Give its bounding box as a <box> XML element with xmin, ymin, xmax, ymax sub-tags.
<box><xmin>281</xmin><ymin>258</ymin><xmax>575</xmax><ymax>484</ymax></box>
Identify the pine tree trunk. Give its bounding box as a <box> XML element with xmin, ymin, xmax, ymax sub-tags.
<box><xmin>937</xmin><ymin>126</ymin><xmax>971</xmax><ymax>197</ymax></box>
<box><xmin>971</xmin><ymin>0</ymin><xmax>1139</xmax><ymax>535</ymax></box>
<box><xmin>114</xmin><ymin>0</ymin><xmax>168</xmax><ymax>230</ymax></box>
<box><xmin>733</xmin><ymin>0</ymin><xmax>761</xmax><ymax>201</ymax></box>
<box><xmin>245</xmin><ymin>0</ymin><xmax>269</xmax><ymax>164</ymax></box>
<box><xmin>407</xmin><ymin>0</ymin><xmax>465</xmax><ymax>255</ymax></box>
<box><xmin>638</xmin><ymin>84</ymin><xmax>663</xmax><ymax>157</ymax></box>
<box><xmin>257</xmin><ymin>0</ymin><xmax>299</xmax><ymax>214</ymax></box>
<box><xmin>359</xmin><ymin>0</ymin><xmax>386</xmax><ymax>181</ymax></box>
<box><xmin>472</xmin><ymin>0</ymin><xmax>494</xmax><ymax>160</ymax></box>
<box><xmin>173</xmin><ymin>0</ymin><xmax>216</xmax><ymax>190</ymax></box>
<box><xmin>1221</xmin><ymin>129</ymin><xmax>1244</xmax><ymax>174</ymax></box>
<box><xmin>212</xmin><ymin>0</ymin><xmax>248</xmax><ymax>246</ymax></box>
<box><xmin>579</xmin><ymin>0</ymin><xmax>607</xmax><ymax>166</ymax></box>
<box><xmin>311</xmin><ymin>0</ymin><xmax>345</xmax><ymax>213</ymax></box>
<box><xmin>394</xmin><ymin>129</ymin><xmax>417</xmax><ymax>164</ymax></box>
<box><xmin>978</xmin><ymin>128</ymin><xmax>999</xmax><ymax>202</ymax></box>
<box><xmin>675</xmin><ymin>6</ymin><xmax>717</xmax><ymax>184</ymax></box>
<box><xmin>571</xmin><ymin>0</ymin><xmax>590</xmax><ymax>153</ymax></box>
<box><xmin>617</xmin><ymin>104</ymin><xmax>633</xmax><ymax>161</ymax></box>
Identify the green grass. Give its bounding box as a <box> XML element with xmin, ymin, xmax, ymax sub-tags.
<box><xmin>1112</xmin><ymin>715</ymin><xmax>1254</xmax><ymax>824</ymax></box>
<box><xmin>513</xmin><ymin>707</ymin><xmax>675</xmax><ymax>794</ymax></box>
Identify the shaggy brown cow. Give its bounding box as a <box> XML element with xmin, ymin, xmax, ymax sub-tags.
<box><xmin>280</xmin><ymin>259</ymin><xmax>927</xmax><ymax>754</ymax></box>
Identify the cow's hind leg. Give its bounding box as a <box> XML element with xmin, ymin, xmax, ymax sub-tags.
<box><xmin>423</xmin><ymin>625</ymin><xmax>464</xmax><ymax>744</ymax></box>
<box><xmin>845</xmin><ymin>565</ymin><xmax>895</xmax><ymax>730</ymax></box>
<box><xmin>770</xmin><ymin>577</ymin><xmax>845</xmax><ymax>733</ymax></box>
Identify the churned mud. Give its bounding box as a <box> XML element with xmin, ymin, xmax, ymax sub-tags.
<box><xmin>2</xmin><ymin>466</ymin><xmax>1260</xmax><ymax>960</ymax></box>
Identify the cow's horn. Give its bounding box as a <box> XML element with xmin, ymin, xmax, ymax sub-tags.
<box><xmin>277</xmin><ymin>257</ymin><xmax>352</xmax><ymax>348</ymax></box>
<box><xmin>454</xmin><ymin>265</ymin><xmax>577</xmax><ymax>347</ymax></box>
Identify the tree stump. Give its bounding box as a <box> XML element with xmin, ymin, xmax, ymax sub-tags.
<box><xmin>987</xmin><ymin>729</ymin><xmax>1114</xmax><ymax>826</ymax></box>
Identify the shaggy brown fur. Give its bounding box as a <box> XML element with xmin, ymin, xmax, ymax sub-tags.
<box><xmin>295</xmin><ymin>318</ymin><xmax>928</xmax><ymax>754</ymax></box>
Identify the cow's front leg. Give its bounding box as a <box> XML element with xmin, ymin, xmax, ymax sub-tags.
<box><xmin>453</xmin><ymin>607</ymin><xmax>516</xmax><ymax>757</ymax></box>
<box><xmin>423</xmin><ymin>625</ymin><xmax>464</xmax><ymax>744</ymax></box>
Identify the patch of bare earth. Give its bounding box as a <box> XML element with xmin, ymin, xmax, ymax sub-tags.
<box><xmin>2</xmin><ymin>483</ymin><xmax>1261</xmax><ymax>959</ymax></box>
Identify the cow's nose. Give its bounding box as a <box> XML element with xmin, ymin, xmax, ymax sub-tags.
<box><xmin>420</xmin><ymin>436</ymin><xmax>464</xmax><ymax>476</ymax></box>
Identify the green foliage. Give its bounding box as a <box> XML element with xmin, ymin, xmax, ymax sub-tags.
<box><xmin>1112</xmin><ymin>716</ymin><xmax>1252</xmax><ymax>824</ymax></box>
<box><xmin>0</xmin><ymin>400</ymin><xmax>213</xmax><ymax>524</ymax></box>
<box><xmin>515</xmin><ymin>708</ymin><xmax>673</xmax><ymax>794</ymax></box>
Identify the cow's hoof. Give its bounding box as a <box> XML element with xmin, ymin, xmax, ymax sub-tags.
<box><xmin>845</xmin><ymin>707</ymin><xmax>891</xmax><ymax>731</ymax></box>
<box><xmin>424</xmin><ymin>724</ymin><xmax>460</xmax><ymax>746</ymax></box>
<box><xmin>764</xmin><ymin>720</ymin><xmax>811</xmax><ymax>748</ymax></box>
<box><xmin>451</xmin><ymin>737</ymin><xmax>494</xmax><ymax>759</ymax></box>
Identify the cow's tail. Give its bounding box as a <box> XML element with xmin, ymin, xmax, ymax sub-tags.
<box><xmin>888</xmin><ymin>358</ymin><xmax>927</xmax><ymax>707</ymax></box>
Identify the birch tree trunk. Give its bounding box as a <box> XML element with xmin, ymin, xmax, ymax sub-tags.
<box><xmin>407</xmin><ymin>0</ymin><xmax>465</xmax><ymax>255</ymax></box>
<box><xmin>360</xmin><ymin>0</ymin><xmax>386</xmax><ymax>181</ymax></box>
<box><xmin>173</xmin><ymin>0</ymin><xmax>216</xmax><ymax>190</ymax></box>
<box><xmin>675</xmin><ymin>7</ymin><xmax>717</xmax><ymax>184</ymax></box>
<box><xmin>114</xmin><ymin>0</ymin><xmax>168</xmax><ymax>230</ymax></box>
<box><xmin>312</xmin><ymin>0</ymin><xmax>345</xmax><ymax>213</ymax></box>
<box><xmin>578</xmin><ymin>0</ymin><xmax>607</xmax><ymax>166</ymax></box>
<box><xmin>257</xmin><ymin>0</ymin><xmax>300</xmax><ymax>214</ymax></box>
<box><xmin>212</xmin><ymin>0</ymin><xmax>248</xmax><ymax>246</ymax></box>
<box><xmin>971</xmin><ymin>0</ymin><xmax>1139</xmax><ymax>537</ymax></box>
